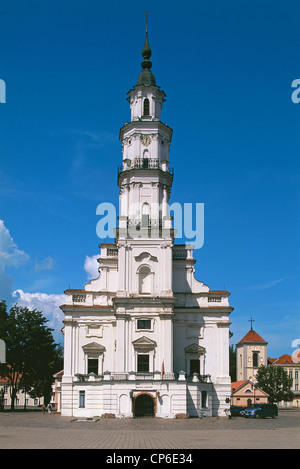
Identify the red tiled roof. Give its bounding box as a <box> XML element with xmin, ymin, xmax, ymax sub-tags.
<box><xmin>64</xmin><ymin>289</ymin><xmax>86</xmax><ymax>293</ymax></box>
<box><xmin>208</xmin><ymin>291</ymin><xmax>231</xmax><ymax>295</ymax></box>
<box><xmin>60</xmin><ymin>304</ymin><xmax>110</xmax><ymax>309</ymax></box>
<box><xmin>231</xmin><ymin>379</ymin><xmax>269</xmax><ymax>397</ymax></box>
<box><xmin>231</xmin><ymin>380</ymin><xmax>248</xmax><ymax>392</ymax></box>
<box><xmin>269</xmin><ymin>354</ymin><xmax>295</xmax><ymax>365</ymax></box>
<box><xmin>237</xmin><ymin>329</ymin><xmax>267</xmax><ymax>345</ymax></box>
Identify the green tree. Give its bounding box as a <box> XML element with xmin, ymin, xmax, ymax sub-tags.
<box><xmin>229</xmin><ymin>344</ymin><xmax>236</xmax><ymax>382</ymax></box>
<box><xmin>0</xmin><ymin>300</ymin><xmax>63</xmax><ymax>410</ymax></box>
<box><xmin>256</xmin><ymin>365</ymin><xmax>294</xmax><ymax>403</ymax></box>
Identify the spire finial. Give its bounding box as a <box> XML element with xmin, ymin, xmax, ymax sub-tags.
<box><xmin>136</xmin><ymin>12</ymin><xmax>156</xmax><ymax>86</ymax></box>
<box><xmin>141</xmin><ymin>13</ymin><xmax>152</xmax><ymax>70</ymax></box>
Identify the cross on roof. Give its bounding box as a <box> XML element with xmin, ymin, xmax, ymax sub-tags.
<box><xmin>248</xmin><ymin>317</ymin><xmax>255</xmax><ymax>330</ymax></box>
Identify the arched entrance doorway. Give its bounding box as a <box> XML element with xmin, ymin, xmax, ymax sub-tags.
<box><xmin>134</xmin><ymin>393</ymin><xmax>155</xmax><ymax>417</ymax></box>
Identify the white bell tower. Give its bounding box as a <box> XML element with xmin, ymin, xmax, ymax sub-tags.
<box><xmin>118</xmin><ymin>28</ymin><xmax>174</xmax><ymax>233</ymax></box>
<box><xmin>114</xmin><ymin>24</ymin><xmax>176</xmax><ymax>375</ymax></box>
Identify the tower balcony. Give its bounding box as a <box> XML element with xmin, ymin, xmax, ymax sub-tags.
<box><xmin>118</xmin><ymin>157</ymin><xmax>174</xmax><ymax>179</ymax></box>
<box><xmin>115</xmin><ymin>216</ymin><xmax>176</xmax><ymax>241</ymax></box>
<box><xmin>133</xmin><ymin>157</ymin><xmax>159</xmax><ymax>169</ymax></box>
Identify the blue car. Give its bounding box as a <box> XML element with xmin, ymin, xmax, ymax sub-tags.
<box><xmin>243</xmin><ymin>403</ymin><xmax>278</xmax><ymax>419</ymax></box>
<box><xmin>229</xmin><ymin>406</ymin><xmax>246</xmax><ymax>417</ymax></box>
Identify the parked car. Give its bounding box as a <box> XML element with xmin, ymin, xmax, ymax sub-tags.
<box><xmin>230</xmin><ymin>406</ymin><xmax>246</xmax><ymax>417</ymax></box>
<box><xmin>243</xmin><ymin>403</ymin><xmax>278</xmax><ymax>419</ymax></box>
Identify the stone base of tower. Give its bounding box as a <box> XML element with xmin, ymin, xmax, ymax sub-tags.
<box><xmin>60</xmin><ymin>373</ymin><xmax>230</xmax><ymax>419</ymax></box>
<box><xmin>211</xmin><ymin>377</ymin><xmax>232</xmax><ymax>417</ymax></box>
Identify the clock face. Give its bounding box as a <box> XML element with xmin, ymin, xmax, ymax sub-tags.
<box><xmin>141</xmin><ymin>135</ymin><xmax>151</xmax><ymax>146</ymax></box>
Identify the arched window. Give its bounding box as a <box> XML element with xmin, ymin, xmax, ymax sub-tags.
<box><xmin>138</xmin><ymin>265</ymin><xmax>152</xmax><ymax>294</ymax></box>
<box><xmin>142</xmin><ymin>202</ymin><xmax>150</xmax><ymax>227</ymax></box>
<box><xmin>142</xmin><ymin>149</ymin><xmax>149</xmax><ymax>169</ymax></box>
<box><xmin>143</xmin><ymin>98</ymin><xmax>150</xmax><ymax>116</ymax></box>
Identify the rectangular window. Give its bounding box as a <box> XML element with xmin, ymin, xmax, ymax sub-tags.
<box><xmin>201</xmin><ymin>391</ymin><xmax>207</xmax><ymax>408</ymax></box>
<box><xmin>143</xmin><ymin>98</ymin><xmax>150</xmax><ymax>116</ymax></box>
<box><xmin>141</xmin><ymin>214</ymin><xmax>149</xmax><ymax>227</ymax></box>
<box><xmin>88</xmin><ymin>357</ymin><xmax>98</xmax><ymax>375</ymax></box>
<box><xmin>253</xmin><ymin>353</ymin><xmax>259</xmax><ymax>367</ymax></box>
<box><xmin>79</xmin><ymin>391</ymin><xmax>85</xmax><ymax>408</ymax></box>
<box><xmin>137</xmin><ymin>319</ymin><xmax>151</xmax><ymax>330</ymax></box>
<box><xmin>137</xmin><ymin>354</ymin><xmax>149</xmax><ymax>372</ymax></box>
<box><xmin>190</xmin><ymin>359</ymin><xmax>200</xmax><ymax>375</ymax></box>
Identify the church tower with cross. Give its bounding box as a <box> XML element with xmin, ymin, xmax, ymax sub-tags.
<box><xmin>236</xmin><ymin>319</ymin><xmax>268</xmax><ymax>382</ymax></box>
<box><xmin>60</xmin><ymin>17</ymin><xmax>233</xmax><ymax>419</ymax></box>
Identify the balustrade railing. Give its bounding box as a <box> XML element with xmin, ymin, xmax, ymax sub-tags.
<box><xmin>107</xmin><ymin>248</ymin><xmax>118</xmax><ymax>256</ymax></box>
<box><xmin>73</xmin><ymin>371</ymin><xmax>211</xmax><ymax>383</ymax></box>
<box><xmin>72</xmin><ymin>294</ymin><xmax>86</xmax><ymax>303</ymax></box>
<box><xmin>117</xmin><ymin>158</ymin><xmax>174</xmax><ymax>178</ymax></box>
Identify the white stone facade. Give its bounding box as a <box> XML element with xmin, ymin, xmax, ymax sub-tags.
<box><xmin>60</xmin><ymin>31</ymin><xmax>233</xmax><ymax>419</ymax></box>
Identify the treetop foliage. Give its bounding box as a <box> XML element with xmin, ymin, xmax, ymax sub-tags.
<box><xmin>0</xmin><ymin>300</ymin><xmax>63</xmax><ymax>408</ymax></box>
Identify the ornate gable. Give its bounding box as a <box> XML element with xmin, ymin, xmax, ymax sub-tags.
<box><xmin>132</xmin><ymin>336</ymin><xmax>157</xmax><ymax>350</ymax></box>
<box><xmin>184</xmin><ymin>344</ymin><xmax>206</xmax><ymax>354</ymax></box>
<box><xmin>82</xmin><ymin>342</ymin><xmax>106</xmax><ymax>353</ymax></box>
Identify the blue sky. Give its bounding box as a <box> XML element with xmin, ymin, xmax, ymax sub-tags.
<box><xmin>0</xmin><ymin>0</ymin><xmax>299</xmax><ymax>357</ymax></box>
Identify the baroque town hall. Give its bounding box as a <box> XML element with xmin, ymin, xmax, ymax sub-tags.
<box><xmin>60</xmin><ymin>27</ymin><xmax>233</xmax><ymax>418</ymax></box>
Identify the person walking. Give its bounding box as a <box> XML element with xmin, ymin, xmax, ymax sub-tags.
<box><xmin>47</xmin><ymin>403</ymin><xmax>52</xmax><ymax>414</ymax></box>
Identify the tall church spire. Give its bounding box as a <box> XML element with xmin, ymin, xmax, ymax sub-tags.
<box><xmin>141</xmin><ymin>12</ymin><xmax>152</xmax><ymax>70</ymax></box>
<box><xmin>118</xmin><ymin>13</ymin><xmax>173</xmax><ymax>237</ymax></box>
<box><xmin>137</xmin><ymin>13</ymin><xmax>156</xmax><ymax>87</ymax></box>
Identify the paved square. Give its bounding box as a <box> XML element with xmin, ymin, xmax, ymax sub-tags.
<box><xmin>0</xmin><ymin>409</ymin><xmax>299</xmax><ymax>450</ymax></box>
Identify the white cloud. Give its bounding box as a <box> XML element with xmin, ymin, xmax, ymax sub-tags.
<box><xmin>10</xmin><ymin>252</ymin><xmax>99</xmax><ymax>343</ymax></box>
<box><xmin>0</xmin><ymin>220</ymin><xmax>29</xmax><ymax>268</ymax></box>
<box><xmin>84</xmin><ymin>254</ymin><xmax>99</xmax><ymax>280</ymax></box>
<box><xmin>12</xmin><ymin>289</ymin><xmax>65</xmax><ymax>343</ymax></box>
<box><xmin>0</xmin><ymin>220</ymin><xmax>30</xmax><ymax>301</ymax></box>
<box><xmin>34</xmin><ymin>256</ymin><xmax>56</xmax><ymax>272</ymax></box>
<box><xmin>242</xmin><ymin>278</ymin><xmax>286</xmax><ymax>291</ymax></box>
<box><xmin>0</xmin><ymin>221</ymin><xmax>102</xmax><ymax>343</ymax></box>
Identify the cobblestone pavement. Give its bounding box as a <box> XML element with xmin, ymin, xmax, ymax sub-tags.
<box><xmin>0</xmin><ymin>409</ymin><xmax>299</xmax><ymax>450</ymax></box>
